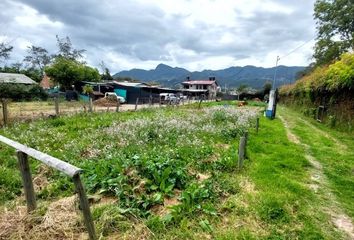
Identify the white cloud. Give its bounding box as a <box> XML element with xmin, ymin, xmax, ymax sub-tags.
<box><xmin>1</xmin><ymin>0</ymin><xmax>316</xmax><ymax>73</ymax></box>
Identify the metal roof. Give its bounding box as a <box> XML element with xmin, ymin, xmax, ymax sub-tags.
<box><xmin>82</xmin><ymin>81</ymin><xmax>113</xmax><ymax>86</ymax></box>
<box><xmin>0</xmin><ymin>73</ymin><xmax>37</xmax><ymax>85</ymax></box>
<box><xmin>111</xmin><ymin>81</ymin><xmax>149</xmax><ymax>87</ymax></box>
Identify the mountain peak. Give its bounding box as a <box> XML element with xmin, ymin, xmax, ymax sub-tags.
<box><xmin>155</xmin><ymin>63</ymin><xmax>172</xmax><ymax>70</ymax></box>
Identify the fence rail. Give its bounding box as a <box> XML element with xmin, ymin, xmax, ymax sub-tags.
<box><xmin>0</xmin><ymin>135</ymin><xmax>96</xmax><ymax>240</ymax></box>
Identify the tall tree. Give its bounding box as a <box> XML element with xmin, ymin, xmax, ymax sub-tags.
<box><xmin>314</xmin><ymin>0</ymin><xmax>354</xmax><ymax>65</ymax></box>
<box><xmin>99</xmin><ymin>61</ymin><xmax>113</xmax><ymax>80</ymax></box>
<box><xmin>0</xmin><ymin>42</ymin><xmax>13</xmax><ymax>63</ymax></box>
<box><xmin>45</xmin><ymin>57</ymin><xmax>100</xmax><ymax>90</ymax></box>
<box><xmin>54</xmin><ymin>35</ymin><xmax>86</xmax><ymax>61</ymax></box>
<box><xmin>23</xmin><ymin>45</ymin><xmax>51</xmax><ymax>73</ymax></box>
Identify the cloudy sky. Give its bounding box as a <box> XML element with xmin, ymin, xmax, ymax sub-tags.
<box><xmin>0</xmin><ymin>0</ymin><xmax>316</xmax><ymax>73</ymax></box>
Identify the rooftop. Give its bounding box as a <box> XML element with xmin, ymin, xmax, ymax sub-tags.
<box><xmin>182</xmin><ymin>80</ymin><xmax>217</xmax><ymax>85</ymax></box>
<box><xmin>0</xmin><ymin>73</ymin><xmax>37</xmax><ymax>85</ymax></box>
<box><xmin>111</xmin><ymin>81</ymin><xmax>149</xmax><ymax>87</ymax></box>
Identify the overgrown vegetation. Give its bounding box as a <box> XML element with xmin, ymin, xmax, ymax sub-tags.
<box><xmin>0</xmin><ymin>103</ymin><xmax>256</xmax><ymax>215</ymax></box>
<box><xmin>280</xmin><ymin>53</ymin><xmax>354</xmax><ymax>131</ymax></box>
<box><xmin>0</xmin><ymin>103</ymin><xmax>352</xmax><ymax>239</ymax></box>
<box><xmin>0</xmin><ymin>83</ymin><xmax>48</xmax><ymax>101</ymax></box>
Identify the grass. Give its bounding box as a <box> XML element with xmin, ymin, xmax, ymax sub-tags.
<box><xmin>280</xmin><ymin>106</ymin><xmax>354</xmax><ymax>219</ymax></box>
<box><xmin>210</xmin><ymin>114</ymin><xmax>345</xmax><ymax>239</ymax></box>
<box><xmin>0</xmin><ymin>102</ymin><xmax>352</xmax><ymax>239</ymax></box>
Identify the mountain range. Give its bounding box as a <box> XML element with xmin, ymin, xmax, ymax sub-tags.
<box><xmin>114</xmin><ymin>64</ymin><xmax>305</xmax><ymax>89</ymax></box>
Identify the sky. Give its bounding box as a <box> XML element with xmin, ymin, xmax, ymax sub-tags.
<box><xmin>0</xmin><ymin>0</ymin><xmax>316</xmax><ymax>73</ymax></box>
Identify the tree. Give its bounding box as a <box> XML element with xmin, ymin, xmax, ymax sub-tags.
<box><xmin>23</xmin><ymin>45</ymin><xmax>51</xmax><ymax>73</ymax></box>
<box><xmin>82</xmin><ymin>65</ymin><xmax>101</xmax><ymax>82</ymax></box>
<box><xmin>0</xmin><ymin>42</ymin><xmax>13</xmax><ymax>63</ymax></box>
<box><xmin>45</xmin><ymin>57</ymin><xmax>100</xmax><ymax>90</ymax></box>
<box><xmin>99</xmin><ymin>61</ymin><xmax>113</xmax><ymax>80</ymax></box>
<box><xmin>101</xmin><ymin>67</ymin><xmax>113</xmax><ymax>80</ymax></box>
<box><xmin>54</xmin><ymin>35</ymin><xmax>86</xmax><ymax>61</ymax></box>
<box><xmin>263</xmin><ymin>81</ymin><xmax>272</xmax><ymax>95</ymax></box>
<box><xmin>82</xmin><ymin>84</ymin><xmax>94</xmax><ymax>96</ymax></box>
<box><xmin>314</xmin><ymin>0</ymin><xmax>354</xmax><ymax>65</ymax></box>
<box><xmin>237</xmin><ymin>84</ymin><xmax>248</xmax><ymax>93</ymax></box>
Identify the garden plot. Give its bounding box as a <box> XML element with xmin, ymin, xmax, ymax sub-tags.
<box><xmin>0</xmin><ymin>104</ymin><xmax>259</xmax><ymax>238</ymax></box>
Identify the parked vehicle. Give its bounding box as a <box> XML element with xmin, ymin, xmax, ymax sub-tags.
<box><xmin>104</xmin><ymin>92</ymin><xmax>126</xmax><ymax>103</ymax></box>
<box><xmin>178</xmin><ymin>94</ymin><xmax>188</xmax><ymax>100</ymax></box>
<box><xmin>160</xmin><ymin>93</ymin><xmax>179</xmax><ymax>104</ymax></box>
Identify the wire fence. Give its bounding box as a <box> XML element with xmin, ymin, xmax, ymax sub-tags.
<box><xmin>0</xmin><ymin>97</ymin><xmax>206</xmax><ymax>127</ymax></box>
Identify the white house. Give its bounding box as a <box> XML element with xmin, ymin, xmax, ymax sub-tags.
<box><xmin>181</xmin><ymin>77</ymin><xmax>219</xmax><ymax>99</ymax></box>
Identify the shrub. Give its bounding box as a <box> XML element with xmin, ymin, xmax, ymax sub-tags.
<box><xmin>0</xmin><ymin>83</ymin><xmax>48</xmax><ymax>101</ymax></box>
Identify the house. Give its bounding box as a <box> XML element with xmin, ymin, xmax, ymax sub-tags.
<box><xmin>40</xmin><ymin>74</ymin><xmax>55</xmax><ymax>89</ymax></box>
<box><xmin>0</xmin><ymin>73</ymin><xmax>37</xmax><ymax>85</ymax></box>
<box><xmin>181</xmin><ymin>77</ymin><xmax>219</xmax><ymax>99</ymax></box>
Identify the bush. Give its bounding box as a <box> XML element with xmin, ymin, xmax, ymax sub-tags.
<box><xmin>0</xmin><ymin>83</ymin><xmax>48</xmax><ymax>101</ymax></box>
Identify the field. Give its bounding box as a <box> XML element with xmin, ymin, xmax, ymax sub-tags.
<box><xmin>0</xmin><ymin>99</ymin><xmax>173</xmax><ymax>126</ymax></box>
<box><xmin>0</xmin><ymin>102</ymin><xmax>353</xmax><ymax>239</ymax></box>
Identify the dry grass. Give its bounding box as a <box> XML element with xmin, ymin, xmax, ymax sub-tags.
<box><xmin>0</xmin><ymin>196</ymin><xmax>86</xmax><ymax>240</ymax></box>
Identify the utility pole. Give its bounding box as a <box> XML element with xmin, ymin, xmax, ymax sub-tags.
<box><xmin>272</xmin><ymin>56</ymin><xmax>280</xmax><ymax>89</ymax></box>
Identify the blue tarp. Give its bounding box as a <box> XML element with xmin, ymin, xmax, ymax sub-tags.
<box><xmin>114</xmin><ymin>89</ymin><xmax>127</xmax><ymax>99</ymax></box>
<box><xmin>80</xmin><ymin>94</ymin><xmax>90</xmax><ymax>102</ymax></box>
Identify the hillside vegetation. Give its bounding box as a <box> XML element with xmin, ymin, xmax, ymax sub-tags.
<box><xmin>280</xmin><ymin>53</ymin><xmax>354</xmax><ymax>131</ymax></box>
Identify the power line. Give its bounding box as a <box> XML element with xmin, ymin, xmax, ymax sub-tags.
<box><xmin>279</xmin><ymin>37</ymin><xmax>315</xmax><ymax>60</ymax></box>
<box><xmin>272</xmin><ymin>37</ymin><xmax>315</xmax><ymax>88</ymax></box>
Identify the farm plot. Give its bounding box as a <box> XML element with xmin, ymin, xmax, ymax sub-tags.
<box><xmin>0</xmin><ymin>104</ymin><xmax>259</xmax><ymax>239</ymax></box>
<box><xmin>0</xmin><ymin>100</ymin><xmax>163</xmax><ymax>126</ymax></box>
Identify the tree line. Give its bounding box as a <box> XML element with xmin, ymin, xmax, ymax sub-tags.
<box><xmin>0</xmin><ymin>35</ymin><xmax>114</xmax><ymax>90</ymax></box>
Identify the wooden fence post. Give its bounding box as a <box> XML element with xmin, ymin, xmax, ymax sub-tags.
<box><xmin>1</xmin><ymin>99</ymin><xmax>9</xmax><ymax>127</ymax></box>
<box><xmin>256</xmin><ymin>117</ymin><xmax>259</xmax><ymax>133</ymax></box>
<box><xmin>116</xmin><ymin>100</ymin><xmax>120</xmax><ymax>112</ymax></box>
<box><xmin>135</xmin><ymin>98</ymin><xmax>139</xmax><ymax>111</ymax></box>
<box><xmin>88</xmin><ymin>97</ymin><xmax>93</xmax><ymax>113</ymax></box>
<box><xmin>17</xmin><ymin>150</ymin><xmax>37</xmax><ymax>212</ymax></box>
<box><xmin>55</xmin><ymin>96</ymin><xmax>59</xmax><ymax>116</ymax></box>
<box><xmin>73</xmin><ymin>174</ymin><xmax>96</xmax><ymax>240</ymax></box>
<box><xmin>244</xmin><ymin>131</ymin><xmax>248</xmax><ymax>158</ymax></box>
<box><xmin>198</xmin><ymin>98</ymin><xmax>203</xmax><ymax>109</ymax></box>
<box><xmin>238</xmin><ymin>136</ymin><xmax>246</xmax><ymax>169</ymax></box>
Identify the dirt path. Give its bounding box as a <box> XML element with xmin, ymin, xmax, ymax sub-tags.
<box><xmin>278</xmin><ymin>115</ymin><xmax>354</xmax><ymax>239</ymax></box>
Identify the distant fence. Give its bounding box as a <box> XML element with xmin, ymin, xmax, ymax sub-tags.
<box><xmin>0</xmin><ymin>97</ymin><xmax>90</xmax><ymax>127</ymax></box>
<box><xmin>0</xmin><ymin>96</ymin><xmax>216</xmax><ymax>127</ymax></box>
<box><xmin>0</xmin><ymin>135</ymin><xmax>96</xmax><ymax>240</ymax></box>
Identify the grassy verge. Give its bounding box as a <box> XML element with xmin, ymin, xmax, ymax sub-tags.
<box><xmin>280</xmin><ymin>106</ymin><xmax>354</xmax><ymax>219</ymax></box>
<box><xmin>211</xmin><ymin>114</ymin><xmax>344</xmax><ymax>239</ymax></box>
